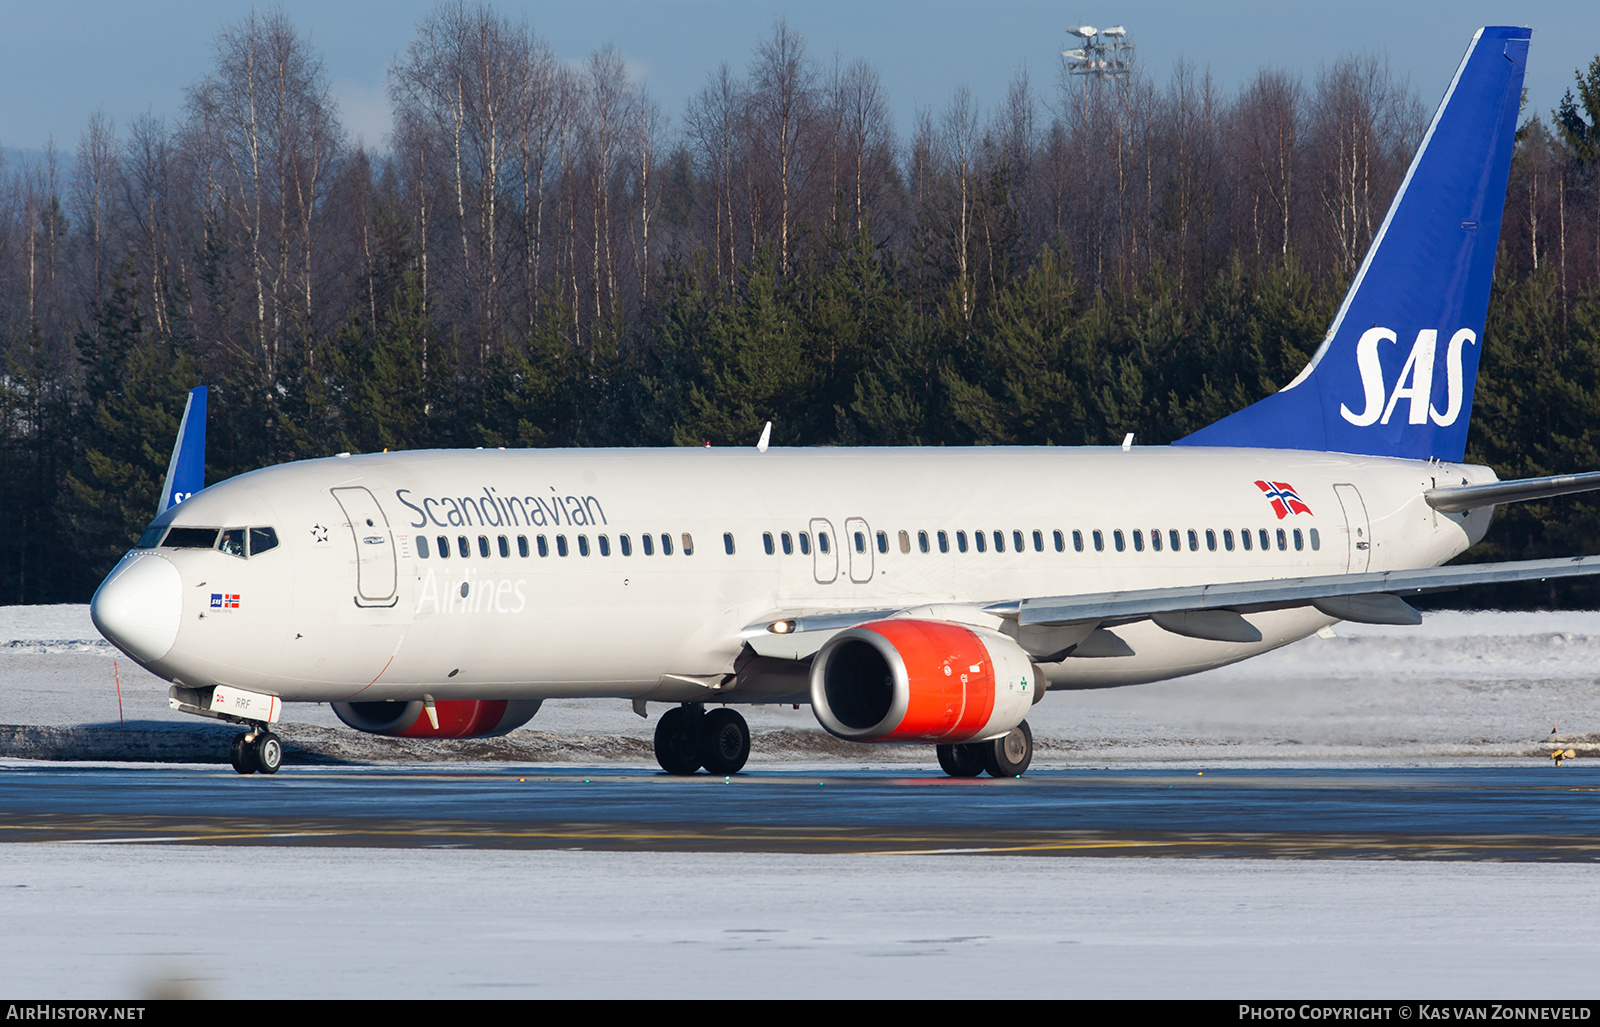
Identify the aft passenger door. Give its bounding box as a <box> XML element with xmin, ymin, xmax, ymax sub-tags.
<box><xmin>810</xmin><ymin>517</ymin><xmax>838</xmax><ymax>584</ymax></box>
<box><xmin>331</xmin><ymin>486</ymin><xmax>398</xmax><ymax>606</ymax></box>
<box><xmin>1333</xmin><ymin>483</ymin><xmax>1372</xmax><ymax>573</ymax></box>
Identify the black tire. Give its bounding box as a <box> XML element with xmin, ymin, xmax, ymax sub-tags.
<box><xmin>252</xmin><ymin>732</ymin><xmax>283</xmax><ymax>775</ymax></box>
<box><xmin>229</xmin><ymin>734</ymin><xmax>257</xmax><ymax>775</ymax></box>
<box><xmin>653</xmin><ymin>707</ymin><xmax>702</xmax><ymax>775</ymax></box>
<box><xmin>980</xmin><ymin>721</ymin><xmax>1033</xmax><ymax>778</ymax></box>
<box><xmin>699</xmin><ymin>708</ymin><xmax>750</xmax><ymax>775</ymax></box>
<box><xmin>936</xmin><ymin>742</ymin><xmax>986</xmax><ymax>778</ymax></box>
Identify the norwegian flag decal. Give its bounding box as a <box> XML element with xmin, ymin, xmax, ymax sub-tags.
<box><xmin>1254</xmin><ymin>480</ymin><xmax>1313</xmax><ymax>519</ymax></box>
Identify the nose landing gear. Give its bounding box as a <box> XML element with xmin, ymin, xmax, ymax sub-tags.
<box><xmin>229</xmin><ymin>728</ymin><xmax>283</xmax><ymax>775</ymax></box>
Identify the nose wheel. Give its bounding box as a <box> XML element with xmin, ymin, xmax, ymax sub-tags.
<box><xmin>229</xmin><ymin>729</ymin><xmax>283</xmax><ymax>775</ymax></box>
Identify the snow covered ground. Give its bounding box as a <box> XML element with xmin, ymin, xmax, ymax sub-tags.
<box><xmin>3</xmin><ymin>605</ymin><xmax>1595</xmax><ymax>762</ymax></box>
<box><xmin>2</xmin><ymin>844</ymin><xmax>1596</xmax><ymax>999</ymax></box>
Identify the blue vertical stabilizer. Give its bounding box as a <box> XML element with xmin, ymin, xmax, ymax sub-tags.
<box><xmin>159</xmin><ymin>386</ymin><xmax>207</xmax><ymax>515</ymax></box>
<box><xmin>1176</xmin><ymin>27</ymin><xmax>1530</xmax><ymax>461</ymax></box>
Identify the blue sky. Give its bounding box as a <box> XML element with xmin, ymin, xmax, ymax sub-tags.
<box><xmin>3</xmin><ymin>1</ymin><xmax>1597</xmax><ymax>154</ymax></box>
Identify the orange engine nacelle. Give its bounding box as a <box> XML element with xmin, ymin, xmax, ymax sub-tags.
<box><xmin>809</xmin><ymin>619</ymin><xmax>1042</xmax><ymax>744</ymax></box>
<box><xmin>331</xmin><ymin>698</ymin><xmax>542</xmax><ymax>738</ymax></box>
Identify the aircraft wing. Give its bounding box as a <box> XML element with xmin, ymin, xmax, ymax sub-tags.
<box><xmin>741</xmin><ymin>555</ymin><xmax>1600</xmax><ymax>658</ymax></box>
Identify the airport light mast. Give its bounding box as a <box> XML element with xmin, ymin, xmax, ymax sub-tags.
<box><xmin>1062</xmin><ymin>24</ymin><xmax>1133</xmax><ymax>79</ymax></box>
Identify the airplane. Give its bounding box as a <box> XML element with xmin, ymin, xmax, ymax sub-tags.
<box><xmin>90</xmin><ymin>26</ymin><xmax>1600</xmax><ymax>778</ymax></box>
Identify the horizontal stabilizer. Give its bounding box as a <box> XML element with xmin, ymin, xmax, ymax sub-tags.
<box><xmin>1425</xmin><ymin>471</ymin><xmax>1600</xmax><ymax>512</ymax></box>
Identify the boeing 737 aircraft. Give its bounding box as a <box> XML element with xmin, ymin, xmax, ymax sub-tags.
<box><xmin>90</xmin><ymin>26</ymin><xmax>1600</xmax><ymax>777</ymax></box>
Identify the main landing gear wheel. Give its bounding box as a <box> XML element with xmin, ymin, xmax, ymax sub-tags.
<box><xmin>980</xmin><ymin>720</ymin><xmax>1033</xmax><ymax>778</ymax></box>
<box><xmin>699</xmin><ymin>708</ymin><xmax>750</xmax><ymax>775</ymax></box>
<box><xmin>936</xmin><ymin>742</ymin><xmax>986</xmax><ymax>778</ymax></box>
<box><xmin>654</xmin><ymin>705</ymin><xmax>703</xmax><ymax>775</ymax></box>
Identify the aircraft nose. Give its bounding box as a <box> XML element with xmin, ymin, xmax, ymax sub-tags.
<box><xmin>91</xmin><ymin>555</ymin><xmax>183</xmax><ymax>663</ymax></box>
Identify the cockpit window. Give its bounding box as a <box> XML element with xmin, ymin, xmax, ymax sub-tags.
<box><xmin>164</xmin><ymin>527</ymin><xmax>220</xmax><ymax>549</ymax></box>
<box><xmin>135</xmin><ymin>526</ymin><xmax>165</xmax><ymax>549</ymax></box>
<box><xmin>249</xmin><ymin>527</ymin><xmax>279</xmax><ymax>556</ymax></box>
<box><xmin>219</xmin><ymin>528</ymin><xmax>246</xmax><ymax>558</ymax></box>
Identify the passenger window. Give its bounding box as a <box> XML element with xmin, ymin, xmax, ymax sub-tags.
<box><xmin>992</xmin><ymin>530</ymin><xmax>1003</xmax><ymax>553</ymax></box>
<box><xmin>816</xmin><ymin>533</ymin><xmax>828</xmax><ymax>555</ymax></box>
<box><xmin>1206</xmin><ymin>529</ymin><xmax>1217</xmax><ymax>552</ymax></box>
<box><xmin>578</xmin><ymin>535</ymin><xmax>590</xmax><ymax>556</ymax></box>
<box><xmin>164</xmin><ymin>527</ymin><xmax>220</xmax><ymax>549</ymax></box>
<box><xmin>1014</xmin><ymin>530</ymin><xmax>1024</xmax><ymax>553</ymax></box>
<box><xmin>1132</xmin><ymin>529</ymin><xmax>1144</xmax><ymax>552</ymax></box>
<box><xmin>1073</xmin><ymin>530</ymin><xmax>1084</xmax><ymax>553</ymax></box>
<box><xmin>1113</xmin><ymin>530</ymin><xmax>1125</xmax><ymax>552</ymax></box>
<box><xmin>599</xmin><ymin>535</ymin><xmax>612</xmax><ymax>556</ymax></box>
<box><xmin>878</xmin><ymin>531</ymin><xmax>890</xmax><ymax>555</ymax></box>
<box><xmin>918</xmin><ymin>530</ymin><xmax>930</xmax><ymax>554</ymax></box>
<box><xmin>799</xmin><ymin>533</ymin><xmax>810</xmax><ymax>555</ymax></box>
<box><xmin>1187</xmin><ymin>530</ymin><xmax>1199</xmax><ymax>552</ymax></box>
<box><xmin>1030</xmin><ymin>530</ymin><xmax>1041</xmax><ymax>553</ymax></box>
<box><xmin>662</xmin><ymin>534</ymin><xmax>674</xmax><ymax>556</ymax></box>
<box><xmin>417</xmin><ymin>535</ymin><xmax>431</xmax><ymax>559</ymax></box>
<box><xmin>1259</xmin><ymin>528</ymin><xmax>1271</xmax><ymax>551</ymax></box>
<box><xmin>1293</xmin><ymin>529</ymin><xmax>1304</xmax><ymax>551</ymax></box>
<box><xmin>1241</xmin><ymin>529</ymin><xmax>1252</xmax><ymax>551</ymax></box>
<box><xmin>1092</xmin><ymin>530</ymin><xmax>1104</xmax><ymax>552</ymax></box>
<box><xmin>218</xmin><ymin>528</ymin><xmax>246</xmax><ymax>558</ymax></box>
<box><xmin>537</xmin><ymin>535</ymin><xmax>549</xmax><ymax>557</ymax></box>
<box><xmin>1277</xmin><ymin>529</ymin><xmax>1287</xmax><ymax>551</ymax></box>
<box><xmin>897</xmin><ymin>531</ymin><xmax>909</xmax><ymax>554</ymax></box>
<box><xmin>1150</xmin><ymin>529</ymin><xmax>1162</xmax><ymax>552</ymax></box>
<box><xmin>642</xmin><ymin>534</ymin><xmax>654</xmax><ymax>556</ymax></box>
<box><xmin>937</xmin><ymin>531</ymin><xmax>949</xmax><ymax>553</ymax></box>
<box><xmin>724</xmin><ymin>532</ymin><xmax>736</xmax><ymax>555</ymax></box>
<box><xmin>853</xmin><ymin>531</ymin><xmax>866</xmax><ymax>554</ymax></box>
<box><xmin>557</xmin><ymin>535</ymin><xmax>569</xmax><ymax>557</ymax></box>
<box><xmin>1170</xmin><ymin>529</ymin><xmax>1181</xmax><ymax>552</ymax></box>
<box><xmin>438</xmin><ymin>535</ymin><xmax>450</xmax><ymax>558</ymax></box>
<box><xmin>975</xmin><ymin>531</ymin><xmax>986</xmax><ymax>553</ymax></box>
<box><xmin>250</xmin><ymin>527</ymin><xmax>278</xmax><ymax>556</ymax></box>
<box><xmin>1223</xmin><ymin>529</ymin><xmax>1235</xmax><ymax>552</ymax></box>
<box><xmin>763</xmin><ymin>532</ymin><xmax>775</xmax><ymax>555</ymax></box>
<box><xmin>478</xmin><ymin>535</ymin><xmax>490</xmax><ymax>558</ymax></box>
<box><xmin>458</xmin><ymin>536</ymin><xmax>470</xmax><ymax>558</ymax></box>
<box><xmin>518</xmin><ymin>535</ymin><xmax>530</xmax><ymax>557</ymax></box>
<box><xmin>681</xmin><ymin>533</ymin><xmax>694</xmax><ymax>555</ymax></box>
<box><xmin>1309</xmin><ymin>528</ymin><xmax>1321</xmax><ymax>551</ymax></box>
<box><xmin>498</xmin><ymin>535</ymin><xmax>510</xmax><ymax>558</ymax></box>
<box><xmin>620</xmin><ymin>535</ymin><xmax>632</xmax><ymax>556</ymax></box>
<box><xmin>781</xmin><ymin>532</ymin><xmax>794</xmax><ymax>555</ymax></box>
<box><xmin>957</xmin><ymin>531</ymin><xmax>968</xmax><ymax>553</ymax></box>
<box><xmin>1053</xmin><ymin>530</ymin><xmax>1064</xmax><ymax>553</ymax></box>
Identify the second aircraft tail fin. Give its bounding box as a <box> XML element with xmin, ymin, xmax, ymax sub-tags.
<box><xmin>158</xmin><ymin>385</ymin><xmax>207</xmax><ymax>515</ymax></box>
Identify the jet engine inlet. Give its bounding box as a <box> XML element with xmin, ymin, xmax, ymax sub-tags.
<box><xmin>809</xmin><ymin>619</ymin><xmax>1041</xmax><ymax>744</ymax></box>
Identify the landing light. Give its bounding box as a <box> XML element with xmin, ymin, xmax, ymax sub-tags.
<box><xmin>769</xmin><ymin>619</ymin><xmax>796</xmax><ymax>634</ymax></box>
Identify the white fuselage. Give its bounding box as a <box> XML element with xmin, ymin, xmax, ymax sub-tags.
<box><xmin>97</xmin><ymin>446</ymin><xmax>1494</xmax><ymax>706</ymax></box>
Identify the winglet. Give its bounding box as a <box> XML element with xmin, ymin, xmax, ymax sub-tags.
<box><xmin>158</xmin><ymin>386</ymin><xmax>207</xmax><ymax>515</ymax></box>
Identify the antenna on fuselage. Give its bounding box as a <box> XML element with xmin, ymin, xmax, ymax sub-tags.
<box><xmin>757</xmin><ymin>421</ymin><xmax>772</xmax><ymax>453</ymax></box>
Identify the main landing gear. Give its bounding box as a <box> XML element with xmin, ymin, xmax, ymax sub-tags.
<box><xmin>936</xmin><ymin>720</ymin><xmax>1033</xmax><ymax>779</ymax></box>
<box><xmin>654</xmin><ymin>704</ymin><xmax>751</xmax><ymax>775</ymax></box>
<box><xmin>229</xmin><ymin>727</ymin><xmax>284</xmax><ymax>775</ymax></box>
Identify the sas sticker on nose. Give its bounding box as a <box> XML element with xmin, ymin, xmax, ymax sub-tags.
<box><xmin>209</xmin><ymin>593</ymin><xmax>242</xmax><ymax>609</ymax></box>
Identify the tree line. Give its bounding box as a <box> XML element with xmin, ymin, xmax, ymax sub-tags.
<box><xmin>0</xmin><ymin>3</ymin><xmax>1597</xmax><ymax>605</ymax></box>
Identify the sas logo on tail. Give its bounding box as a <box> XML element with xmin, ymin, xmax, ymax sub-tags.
<box><xmin>1339</xmin><ymin>327</ymin><xmax>1478</xmax><ymax>428</ymax></box>
<box><xmin>1254</xmin><ymin>480</ymin><xmax>1312</xmax><ymax>520</ymax></box>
